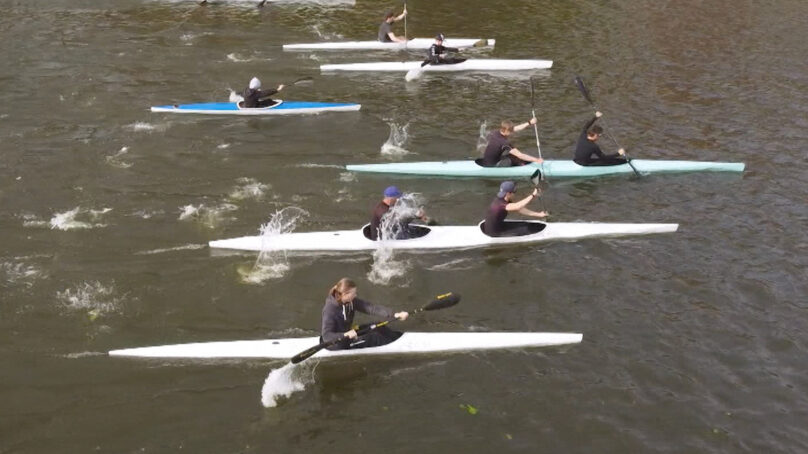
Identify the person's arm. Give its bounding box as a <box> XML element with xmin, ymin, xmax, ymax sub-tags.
<box><xmin>505</xmin><ymin>188</ymin><xmax>539</xmax><ymax>211</ymax></box>
<box><xmin>445</xmin><ymin>46</ymin><xmax>459</xmax><ymax>53</ymax></box>
<box><xmin>354</xmin><ymin>298</ymin><xmax>394</xmax><ymax>318</ymax></box>
<box><xmin>394</xmin><ymin>8</ymin><xmax>407</xmax><ymax>21</ymax></box>
<box><xmin>582</xmin><ymin>111</ymin><xmax>602</xmax><ymax>134</ymax></box>
<box><xmin>257</xmin><ymin>85</ymin><xmax>283</xmax><ymax>100</ymax></box>
<box><xmin>513</xmin><ymin>117</ymin><xmax>537</xmax><ymax>132</ymax></box>
<box><xmin>387</xmin><ymin>32</ymin><xmax>406</xmax><ymax>43</ymax></box>
<box><xmin>517</xmin><ymin>207</ymin><xmax>548</xmax><ymax>218</ymax></box>
<box><xmin>507</xmin><ymin>148</ymin><xmax>543</xmax><ymax>164</ymax></box>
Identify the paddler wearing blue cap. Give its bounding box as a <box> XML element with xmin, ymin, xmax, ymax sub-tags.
<box><xmin>482</xmin><ymin>181</ymin><xmax>548</xmax><ymax>237</ymax></box>
<box><xmin>241</xmin><ymin>77</ymin><xmax>284</xmax><ymax>108</ymax></box>
<box><xmin>369</xmin><ymin>186</ymin><xmax>429</xmax><ymax>241</ymax></box>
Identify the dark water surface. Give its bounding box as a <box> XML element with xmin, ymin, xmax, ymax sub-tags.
<box><xmin>1</xmin><ymin>0</ymin><xmax>807</xmax><ymax>452</ymax></box>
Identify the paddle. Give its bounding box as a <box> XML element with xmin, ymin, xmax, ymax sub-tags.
<box><xmin>573</xmin><ymin>75</ymin><xmax>640</xmax><ymax>176</ymax></box>
<box><xmin>290</xmin><ymin>292</ymin><xmax>461</xmax><ymax>364</ymax></box>
<box><xmin>403</xmin><ymin>1</ymin><xmax>408</xmax><ymax>48</ymax></box>
<box><xmin>529</xmin><ymin>169</ymin><xmax>547</xmax><ymax>213</ymax></box>
<box><xmin>256</xmin><ymin>76</ymin><xmax>313</xmax><ymax>102</ymax></box>
<box><xmin>529</xmin><ymin>76</ymin><xmax>545</xmax><ymax>181</ymax></box>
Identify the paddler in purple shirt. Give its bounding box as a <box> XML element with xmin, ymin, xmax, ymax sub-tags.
<box><xmin>482</xmin><ymin>181</ymin><xmax>548</xmax><ymax>237</ymax></box>
<box><xmin>321</xmin><ymin>278</ymin><xmax>408</xmax><ymax>350</ymax></box>
<box><xmin>480</xmin><ymin>119</ymin><xmax>545</xmax><ymax>167</ymax></box>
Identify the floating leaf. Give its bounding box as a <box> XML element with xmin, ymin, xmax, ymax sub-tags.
<box><xmin>459</xmin><ymin>404</ymin><xmax>478</xmax><ymax>415</ymax></box>
<box><xmin>505</xmin><ymin>434</ymin><xmax>513</xmax><ymax>440</ymax></box>
<box><xmin>88</xmin><ymin>309</ymin><xmax>100</xmax><ymax>322</ymax></box>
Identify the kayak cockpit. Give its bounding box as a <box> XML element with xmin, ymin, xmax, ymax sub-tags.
<box><xmin>236</xmin><ymin>100</ymin><xmax>283</xmax><ymax>110</ymax></box>
<box><xmin>478</xmin><ymin>220</ymin><xmax>547</xmax><ymax>238</ymax></box>
<box><xmin>362</xmin><ymin>223</ymin><xmax>431</xmax><ymax>241</ymax></box>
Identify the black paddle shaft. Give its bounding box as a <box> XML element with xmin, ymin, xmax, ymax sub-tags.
<box><xmin>290</xmin><ymin>293</ymin><xmax>461</xmax><ymax>364</ymax></box>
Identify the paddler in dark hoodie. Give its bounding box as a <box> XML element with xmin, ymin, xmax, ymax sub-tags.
<box><xmin>321</xmin><ymin>278</ymin><xmax>409</xmax><ymax>350</ymax></box>
<box><xmin>241</xmin><ymin>77</ymin><xmax>284</xmax><ymax>108</ymax></box>
<box><xmin>573</xmin><ymin>111</ymin><xmax>627</xmax><ymax>166</ymax></box>
<box><xmin>482</xmin><ymin>181</ymin><xmax>547</xmax><ymax>237</ymax></box>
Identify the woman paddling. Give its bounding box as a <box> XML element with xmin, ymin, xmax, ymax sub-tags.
<box><xmin>321</xmin><ymin>278</ymin><xmax>409</xmax><ymax>350</ymax></box>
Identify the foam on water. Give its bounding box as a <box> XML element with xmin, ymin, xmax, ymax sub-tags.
<box><xmin>106</xmin><ymin>146</ymin><xmax>132</xmax><ymax>169</ymax></box>
<box><xmin>261</xmin><ymin>362</ymin><xmax>311</xmax><ymax>408</ymax></box>
<box><xmin>177</xmin><ymin>203</ymin><xmax>238</xmax><ymax>228</ymax></box>
<box><xmin>125</xmin><ymin>122</ymin><xmax>163</xmax><ymax>133</ymax></box>
<box><xmin>1</xmin><ymin>261</ymin><xmax>45</xmax><ymax>288</ymax></box>
<box><xmin>56</xmin><ymin>281</ymin><xmax>124</xmax><ymax>316</ymax></box>
<box><xmin>49</xmin><ymin>207</ymin><xmax>112</xmax><ymax>230</ymax></box>
<box><xmin>239</xmin><ymin>207</ymin><xmax>309</xmax><ymax>284</ymax></box>
<box><xmin>339</xmin><ymin>172</ymin><xmax>356</xmax><ymax>182</ymax></box>
<box><xmin>380</xmin><ymin>121</ymin><xmax>411</xmax><ymax>156</ymax></box>
<box><xmin>228</xmin><ymin>177</ymin><xmax>270</xmax><ymax>201</ymax></box>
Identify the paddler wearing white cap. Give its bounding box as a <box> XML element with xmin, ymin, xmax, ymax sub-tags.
<box><xmin>241</xmin><ymin>77</ymin><xmax>285</xmax><ymax>108</ymax></box>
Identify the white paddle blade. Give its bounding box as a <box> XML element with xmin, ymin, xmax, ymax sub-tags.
<box><xmin>405</xmin><ymin>67</ymin><xmax>424</xmax><ymax>82</ymax></box>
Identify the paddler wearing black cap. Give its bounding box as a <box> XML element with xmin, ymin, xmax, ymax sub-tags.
<box><xmin>378</xmin><ymin>7</ymin><xmax>408</xmax><ymax>43</ymax></box>
<box><xmin>424</xmin><ymin>33</ymin><xmax>465</xmax><ymax>65</ymax></box>
<box><xmin>574</xmin><ymin>111</ymin><xmax>627</xmax><ymax>166</ymax></box>
<box><xmin>482</xmin><ymin>181</ymin><xmax>548</xmax><ymax>237</ymax></box>
<box><xmin>480</xmin><ymin>119</ymin><xmax>545</xmax><ymax>167</ymax></box>
<box><xmin>369</xmin><ymin>185</ymin><xmax>429</xmax><ymax>241</ymax></box>
<box><xmin>321</xmin><ymin>278</ymin><xmax>409</xmax><ymax>350</ymax></box>
<box><xmin>241</xmin><ymin>77</ymin><xmax>284</xmax><ymax>108</ymax></box>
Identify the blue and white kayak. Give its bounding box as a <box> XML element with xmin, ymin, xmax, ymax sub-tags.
<box><xmin>284</xmin><ymin>38</ymin><xmax>494</xmax><ymax>51</ymax></box>
<box><xmin>109</xmin><ymin>332</ymin><xmax>582</xmax><ymax>359</ymax></box>
<box><xmin>321</xmin><ymin>59</ymin><xmax>552</xmax><ymax>73</ymax></box>
<box><xmin>346</xmin><ymin>159</ymin><xmax>745</xmax><ymax>178</ymax></box>
<box><xmin>209</xmin><ymin>220</ymin><xmax>678</xmax><ymax>253</ymax></box>
<box><xmin>150</xmin><ymin>100</ymin><xmax>361</xmax><ymax>115</ymax></box>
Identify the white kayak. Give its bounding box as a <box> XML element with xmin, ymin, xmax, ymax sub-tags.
<box><xmin>150</xmin><ymin>100</ymin><xmax>361</xmax><ymax>115</ymax></box>
<box><xmin>320</xmin><ymin>59</ymin><xmax>552</xmax><ymax>72</ymax></box>
<box><xmin>108</xmin><ymin>332</ymin><xmax>583</xmax><ymax>359</ymax></box>
<box><xmin>284</xmin><ymin>38</ymin><xmax>494</xmax><ymax>51</ymax></box>
<box><xmin>346</xmin><ymin>159</ymin><xmax>746</xmax><ymax>178</ymax></box>
<box><xmin>208</xmin><ymin>220</ymin><xmax>679</xmax><ymax>253</ymax></box>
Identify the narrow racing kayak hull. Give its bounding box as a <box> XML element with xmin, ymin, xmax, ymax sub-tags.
<box><xmin>109</xmin><ymin>332</ymin><xmax>583</xmax><ymax>359</ymax></box>
<box><xmin>346</xmin><ymin>159</ymin><xmax>745</xmax><ymax>178</ymax></box>
<box><xmin>150</xmin><ymin>100</ymin><xmax>361</xmax><ymax>115</ymax></box>
<box><xmin>284</xmin><ymin>38</ymin><xmax>494</xmax><ymax>51</ymax></box>
<box><xmin>208</xmin><ymin>220</ymin><xmax>679</xmax><ymax>253</ymax></box>
<box><xmin>320</xmin><ymin>59</ymin><xmax>552</xmax><ymax>72</ymax></box>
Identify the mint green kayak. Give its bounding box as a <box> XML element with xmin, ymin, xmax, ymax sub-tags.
<box><xmin>345</xmin><ymin>159</ymin><xmax>745</xmax><ymax>178</ymax></box>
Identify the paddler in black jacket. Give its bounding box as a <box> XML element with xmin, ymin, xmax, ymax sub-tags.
<box><xmin>482</xmin><ymin>181</ymin><xmax>547</xmax><ymax>237</ymax></box>
<box><xmin>423</xmin><ymin>33</ymin><xmax>465</xmax><ymax>65</ymax></box>
<box><xmin>573</xmin><ymin>111</ymin><xmax>627</xmax><ymax>166</ymax></box>
<box><xmin>241</xmin><ymin>77</ymin><xmax>284</xmax><ymax>108</ymax></box>
<box><xmin>369</xmin><ymin>185</ymin><xmax>429</xmax><ymax>241</ymax></box>
<box><xmin>321</xmin><ymin>278</ymin><xmax>409</xmax><ymax>350</ymax></box>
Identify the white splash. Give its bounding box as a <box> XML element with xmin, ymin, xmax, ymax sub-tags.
<box><xmin>106</xmin><ymin>146</ymin><xmax>132</xmax><ymax>169</ymax></box>
<box><xmin>339</xmin><ymin>172</ymin><xmax>356</xmax><ymax>182</ymax></box>
<box><xmin>226</xmin><ymin>53</ymin><xmax>249</xmax><ymax>62</ymax></box>
<box><xmin>476</xmin><ymin>120</ymin><xmax>488</xmax><ymax>156</ymax></box>
<box><xmin>217</xmin><ymin>143</ymin><xmax>231</xmax><ymax>150</ymax></box>
<box><xmin>367</xmin><ymin>194</ymin><xmax>424</xmax><ymax>286</ymax></box>
<box><xmin>177</xmin><ymin>203</ymin><xmax>238</xmax><ymax>228</ymax></box>
<box><xmin>239</xmin><ymin>207</ymin><xmax>309</xmax><ymax>284</ymax></box>
<box><xmin>311</xmin><ymin>24</ymin><xmax>343</xmax><ymax>40</ymax></box>
<box><xmin>261</xmin><ymin>363</ymin><xmax>310</xmax><ymax>407</ymax></box>
<box><xmin>228</xmin><ymin>177</ymin><xmax>270</xmax><ymax>201</ymax></box>
<box><xmin>125</xmin><ymin>122</ymin><xmax>161</xmax><ymax>132</ymax></box>
<box><xmin>228</xmin><ymin>90</ymin><xmax>244</xmax><ymax>103</ymax></box>
<box><xmin>56</xmin><ymin>281</ymin><xmax>124</xmax><ymax>316</ymax></box>
<box><xmin>380</xmin><ymin>121</ymin><xmax>411</xmax><ymax>156</ymax></box>
<box><xmin>49</xmin><ymin>207</ymin><xmax>112</xmax><ymax>230</ymax></box>
<box><xmin>20</xmin><ymin>212</ymin><xmax>48</xmax><ymax>228</ymax></box>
